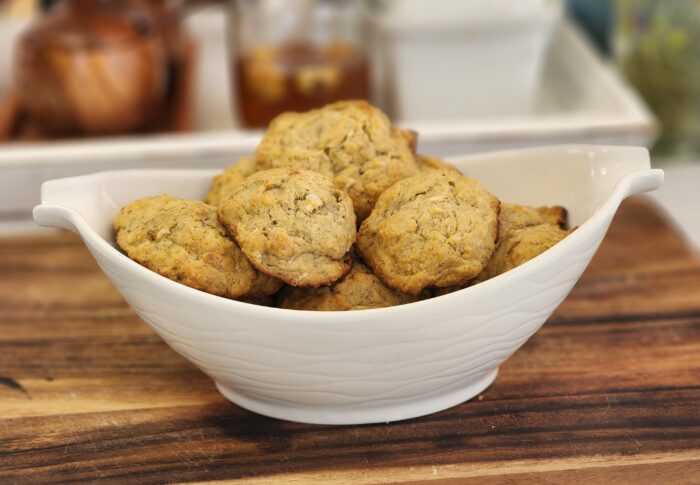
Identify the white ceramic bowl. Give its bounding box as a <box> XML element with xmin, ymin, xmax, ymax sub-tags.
<box><xmin>33</xmin><ymin>145</ymin><xmax>663</xmax><ymax>425</ymax></box>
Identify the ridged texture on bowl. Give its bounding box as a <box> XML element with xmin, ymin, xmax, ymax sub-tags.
<box><xmin>87</xmin><ymin>213</ymin><xmax>608</xmax><ymax>423</ymax></box>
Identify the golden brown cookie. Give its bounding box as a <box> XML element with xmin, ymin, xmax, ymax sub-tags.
<box><xmin>472</xmin><ymin>203</ymin><xmax>568</xmax><ymax>283</ymax></box>
<box><xmin>357</xmin><ymin>169</ymin><xmax>500</xmax><ymax>295</ymax></box>
<box><xmin>204</xmin><ymin>156</ymin><xmax>257</xmax><ymax>206</ymax></box>
<box><xmin>218</xmin><ymin>167</ymin><xmax>356</xmax><ymax>287</ymax></box>
<box><xmin>416</xmin><ymin>154</ymin><xmax>462</xmax><ymax>174</ymax></box>
<box><xmin>498</xmin><ymin>203</ymin><xmax>567</xmax><ymax>241</ymax></box>
<box><xmin>475</xmin><ymin>224</ymin><xmax>570</xmax><ymax>282</ymax></box>
<box><xmin>396</xmin><ymin>128</ymin><xmax>418</xmax><ymax>153</ymax></box>
<box><xmin>114</xmin><ymin>195</ymin><xmax>281</xmax><ymax>298</ymax></box>
<box><xmin>254</xmin><ymin>100</ymin><xmax>418</xmax><ymax>221</ymax></box>
<box><xmin>277</xmin><ymin>259</ymin><xmax>417</xmax><ymax>311</ymax></box>
<box><xmin>245</xmin><ymin>271</ymin><xmax>285</xmax><ymax>298</ymax></box>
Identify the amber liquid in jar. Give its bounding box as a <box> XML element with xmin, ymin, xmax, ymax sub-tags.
<box><xmin>235</xmin><ymin>41</ymin><xmax>370</xmax><ymax>128</ymax></box>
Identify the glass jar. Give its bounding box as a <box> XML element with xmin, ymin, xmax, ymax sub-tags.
<box><xmin>615</xmin><ymin>0</ymin><xmax>700</xmax><ymax>156</ymax></box>
<box><xmin>229</xmin><ymin>0</ymin><xmax>370</xmax><ymax>128</ymax></box>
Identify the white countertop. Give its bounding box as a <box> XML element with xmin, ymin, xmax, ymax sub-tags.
<box><xmin>648</xmin><ymin>160</ymin><xmax>700</xmax><ymax>252</ymax></box>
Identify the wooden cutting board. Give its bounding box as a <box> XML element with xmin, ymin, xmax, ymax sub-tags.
<box><xmin>0</xmin><ymin>197</ymin><xmax>699</xmax><ymax>484</ymax></box>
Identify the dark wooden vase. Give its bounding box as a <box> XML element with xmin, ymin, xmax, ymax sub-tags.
<box><xmin>14</xmin><ymin>0</ymin><xmax>169</xmax><ymax>136</ymax></box>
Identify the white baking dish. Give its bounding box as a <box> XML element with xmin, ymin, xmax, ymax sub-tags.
<box><xmin>0</xmin><ymin>10</ymin><xmax>656</xmax><ymax>231</ymax></box>
<box><xmin>369</xmin><ymin>0</ymin><xmax>562</xmax><ymax>120</ymax></box>
<box><xmin>33</xmin><ymin>145</ymin><xmax>663</xmax><ymax>424</ymax></box>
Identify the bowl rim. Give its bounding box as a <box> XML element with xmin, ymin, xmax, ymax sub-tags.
<box><xmin>33</xmin><ymin>145</ymin><xmax>661</xmax><ymax>321</ymax></box>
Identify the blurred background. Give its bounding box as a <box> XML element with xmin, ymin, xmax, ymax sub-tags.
<box><xmin>0</xmin><ymin>0</ymin><xmax>697</xmax><ymax>247</ymax></box>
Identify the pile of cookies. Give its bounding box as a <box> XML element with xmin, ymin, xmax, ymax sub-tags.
<box><xmin>114</xmin><ymin>101</ymin><xmax>571</xmax><ymax>311</ymax></box>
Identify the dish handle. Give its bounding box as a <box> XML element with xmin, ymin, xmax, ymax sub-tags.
<box><xmin>33</xmin><ymin>205</ymin><xmax>79</xmax><ymax>233</ymax></box>
<box><xmin>623</xmin><ymin>169</ymin><xmax>664</xmax><ymax>199</ymax></box>
<box><xmin>32</xmin><ymin>177</ymin><xmax>87</xmax><ymax>233</ymax></box>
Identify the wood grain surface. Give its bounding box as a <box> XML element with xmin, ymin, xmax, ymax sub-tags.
<box><xmin>0</xmin><ymin>197</ymin><xmax>699</xmax><ymax>484</ymax></box>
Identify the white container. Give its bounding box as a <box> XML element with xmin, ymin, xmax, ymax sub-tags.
<box><xmin>371</xmin><ymin>0</ymin><xmax>563</xmax><ymax>121</ymax></box>
<box><xmin>33</xmin><ymin>145</ymin><xmax>663</xmax><ymax>425</ymax></box>
<box><xmin>0</xmin><ymin>12</ymin><xmax>656</xmax><ymax>234</ymax></box>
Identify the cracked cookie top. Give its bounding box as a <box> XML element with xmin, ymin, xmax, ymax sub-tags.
<box><xmin>253</xmin><ymin>100</ymin><xmax>418</xmax><ymax>221</ymax></box>
<box><xmin>217</xmin><ymin>167</ymin><xmax>356</xmax><ymax>287</ymax></box>
<box><xmin>357</xmin><ymin>169</ymin><xmax>500</xmax><ymax>295</ymax></box>
<box><xmin>114</xmin><ymin>195</ymin><xmax>280</xmax><ymax>298</ymax></box>
<box><xmin>277</xmin><ymin>259</ymin><xmax>418</xmax><ymax>311</ymax></box>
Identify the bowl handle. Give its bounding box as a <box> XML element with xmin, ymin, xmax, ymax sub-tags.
<box><xmin>624</xmin><ymin>169</ymin><xmax>664</xmax><ymax>198</ymax></box>
<box><xmin>32</xmin><ymin>174</ymin><xmax>97</xmax><ymax>233</ymax></box>
<box><xmin>33</xmin><ymin>205</ymin><xmax>79</xmax><ymax>233</ymax></box>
